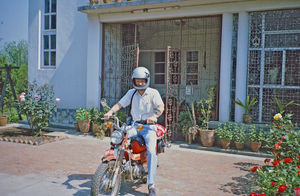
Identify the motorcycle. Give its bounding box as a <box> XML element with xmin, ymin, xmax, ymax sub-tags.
<box><xmin>90</xmin><ymin>101</ymin><xmax>169</xmax><ymax>196</ymax></box>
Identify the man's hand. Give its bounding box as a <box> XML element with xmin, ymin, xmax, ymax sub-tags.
<box><xmin>104</xmin><ymin>110</ymin><xmax>113</xmax><ymax>119</ymax></box>
<box><xmin>103</xmin><ymin>103</ymin><xmax>122</xmax><ymax>119</ymax></box>
<box><xmin>147</xmin><ymin>116</ymin><xmax>157</xmax><ymax>124</ymax></box>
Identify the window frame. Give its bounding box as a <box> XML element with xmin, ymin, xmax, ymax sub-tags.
<box><xmin>153</xmin><ymin>52</ymin><xmax>166</xmax><ymax>85</ymax></box>
<box><xmin>41</xmin><ymin>0</ymin><xmax>56</xmax><ymax>69</ymax></box>
<box><xmin>186</xmin><ymin>50</ymin><xmax>199</xmax><ymax>85</ymax></box>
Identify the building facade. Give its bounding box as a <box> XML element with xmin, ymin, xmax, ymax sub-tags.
<box><xmin>28</xmin><ymin>0</ymin><xmax>300</xmax><ymax>132</ymax></box>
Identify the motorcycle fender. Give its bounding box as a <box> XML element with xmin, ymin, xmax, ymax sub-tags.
<box><xmin>101</xmin><ymin>149</ymin><xmax>116</xmax><ymax>162</ymax></box>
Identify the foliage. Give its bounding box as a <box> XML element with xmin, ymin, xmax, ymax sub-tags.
<box><xmin>115</xmin><ymin>110</ymin><xmax>127</xmax><ymax>124</ymax></box>
<box><xmin>178</xmin><ymin>108</ymin><xmax>193</xmax><ymax>135</ymax></box>
<box><xmin>0</xmin><ymin>41</ymin><xmax>28</xmax><ymax>119</ymax></box>
<box><xmin>275</xmin><ymin>98</ymin><xmax>300</xmax><ymax>114</ymax></box>
<box><xmin>251</xmin><ymin>113</ymin><xmax>300</xmax><ymax>195</ymax></box>
<box><xmin>93</xmin><ymin>124</ymin><xmax>106</xmax><ymax>139</ymax></box>
<box><xmin>198</xmin><ymin>86</ymin><xmax>215</xmax><ymax>129</ymax></box>
<box><xmin>233</xmin><ymin>96</ymin><xmax>257</xmax><ymax>115</ymax></box>
<box><xmin>249</xmin><ymin>125</ymin><xmax>264</xmax><ymax>143</ymax></box>
<box><xmin>216</xmin><ymin>122</ymin><xmax>234</xmax><ymax>141</ymax></box>
<box><xmin>75</xmin><ymin>108</ymin><xmax>90</xmax><ymax>120</ymax></box>
<box><xmin>233</xmin><ymin>123</ymin><xmax>246</xmax><ymax>144</ymax></box>
<box><xmin>1</xmin><ymin>41</ymin><xmax>28</xmax><ymax>66</ymax></box>
<box><xmin>16</xmin><ymin>81</ymin><xmax>58</xmax><ymax>136</ymax></box>
<box><xmin>89</xmin><ymin>107</ymin><xmax>105</xmax><ymax>125</ymax></box>
<box><xmin>178</xmin><ymin>83</ymin><xmax>198</xmax><ymax>135</ymax></box>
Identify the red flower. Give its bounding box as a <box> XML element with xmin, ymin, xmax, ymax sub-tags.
<box><xmin>298</xmin><ymin>155</ymin><xmax>300</xmax><ymax>160</ymax></box>
<box><xmin>271</xmin><ymin>182</ymin><xmax>277</xmax><ymax>187</ymax></box>
<box><xmin>278</xmin><ymin>140</ymin><xmax>282</xmax><ymax>144</ymax></box>
<box><xmin>297</xmin><ymin>171</ymin><xmax>300</xmax><ymax>175</ymax></box>
<box><xmin>284</xmin><ymin>157</ymin><xmax>292</xmax><ymax>164</ymax></box>
<box><xmin>264</xmin><ymin>158</ymin><xmax>271</xmax><ymax>163</ymax></box>
<box><xmin>278</xmin><ymin>125</ymin><xmax>283</xmax><ymax>129</ymax></box>
<box><xmin>272</xmin><ymin>160</ymin><xmax>281</xmax><ymax>167</ymax></box>
<box><xmin>295</xmin><ymin>187</ymin><xmax>300</xmax><ymax>196</ymax></box>
<box><xmin>251</xmin><ymin>166</ymin><xmax>258</xmax><ymax>172</ymax></box>
<box><xmin>277</xmin><ymin>153</ymin><xmax>281</xmax><ymax>157</ymax></box>
<box><xmin>282</xmin><ymin>135</ymin><xmax>286</xmax><ymax>139</ymax></box>
<box><xmin>274</xmin><ymin>143</ymin><xmax>281</xmax><ymax>149</ymax></box>
<box><xmin>258</xmin><ymin>194</ymin><xmax>266</xmax><ymax>196</ymax></box>
<box><xmin>278</xmin><ymin>185</ymin><xmax>287</xmax><ymax>193</ymax></box>
<box><xmin>297</xmin><ymin>166</ymin><xmax>300</xmax><ymax>169</ymax></box>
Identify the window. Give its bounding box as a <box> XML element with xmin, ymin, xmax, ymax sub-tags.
<box><xmin>248</xmin><ymin>9</ymin><xmax>300</xmax><ymax>123</ymax></box>
<box><xmin>186</xmin><ymin>51</ymin><xmax>199</xmax><ymax>85</ymax></box>
<box><xmin>42</xmin><ymin>0</ymin><xmax>56</xmax><ymax>67</ymax></box>
<box><xmin>154</xmin><ymin>52</ymin><xmax>165</xmax><ymax>84</ymax></box>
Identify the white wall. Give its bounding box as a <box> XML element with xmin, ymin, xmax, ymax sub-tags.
<box><xmin>28</xmin><ymin>0</ymin><xmax>89</xmax><ymax>109</ymax></box>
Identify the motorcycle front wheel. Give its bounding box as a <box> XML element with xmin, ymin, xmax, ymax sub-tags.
<box><xmin>91</xmin><ymin>161</ymin><xmax>121</xmax><ymax>196</ymax></box>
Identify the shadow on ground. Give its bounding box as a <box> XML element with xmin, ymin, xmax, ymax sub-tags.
<box><xmin>219</xmin><ymin>162</ymin><xmax>259</xmax><ymax>195</ymax></box>
<box><xmin>63</xmin><ymin>173</ymin><xmax>146</xmax><ymax>196</ymax></box>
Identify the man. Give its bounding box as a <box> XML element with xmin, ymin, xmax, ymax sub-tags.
<box><xmin>104</xmin><ymin>67</ymin><xmax>164</xmax><ymax>196</ymax></box>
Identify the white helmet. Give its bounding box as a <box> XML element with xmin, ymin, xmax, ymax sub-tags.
<box><xmin>132</xmin><ymin>67</ymin><xmax>150</xmax><ymax>90</ymax></box>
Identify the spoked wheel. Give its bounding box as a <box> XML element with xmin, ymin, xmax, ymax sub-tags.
<box><xmin>91</xmin><ymin>161</ymin><xmax>121</xmax><ymax>196</ymax></box>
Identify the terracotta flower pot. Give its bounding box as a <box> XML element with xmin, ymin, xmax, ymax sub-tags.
<box><xmin>200</xmin><ymin>129</ymin><xmax>215</xmax><ymax>147</ymax></box>
<box><xmin>220</xmin><ymin>139</ymin><xmax>231</xmax><ymax>149</ymax></box>
<box><xmin>234</xmin><ymin>141</ymin><xmax>245</xmax><ymax>150</ymax></box>
<box><xmin>243</xmin><ymin>114</ymin><xmax>253</xmax><ymax>124</ymax></box>
<box><xmin>77</xmin><ymin>120</ymin><xmax>91</xmax><ymax>133</ymax></box>
<box><xmin>0</xmin><ymin>116</ymin><xmax>8</xmax><ymax>126</ymax></box>
<box><xmin>74</xmin><ymin>122</ymin><xmax>80</xmax><ymax>131</ymax></box>
<box><xmin>250</xmin><ymin>141</ymin><xmax>261</xmax><ymax>152</ymax></box>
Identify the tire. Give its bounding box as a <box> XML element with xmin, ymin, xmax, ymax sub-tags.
<box><xmin>91</xmin><ymin>161</ymin><xmax>121</xmax><ymax>196</ymax></box>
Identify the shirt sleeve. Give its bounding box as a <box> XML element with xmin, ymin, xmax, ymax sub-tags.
<box><xmin>118</xmin><ymin>89</ymin><xmax>135</xmax><ymax>108</ymax></box>
<box><xmin>152</xmin><ymin>89</ymin><xmax>164</xmax><ymax>108</ymax></box>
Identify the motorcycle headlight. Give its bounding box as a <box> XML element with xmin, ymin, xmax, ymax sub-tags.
<box><xmin>110</xmin><ymin>130</ymin><xmax>123</xmax><ymax>145</ymax></box>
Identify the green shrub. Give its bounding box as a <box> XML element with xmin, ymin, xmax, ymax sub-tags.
<box><xmin>17</xmin><ymin>81</ymin><xmax>58</xmax><ymax>136</ymax></box>
<box><xmin>251</xmin><ymin>113</ymin><xmax>300</xmax><ymax>195</ymax></box>
<box><xmin>249</xmin><ymin>124</ymin><xmax>264</xmax><ymax>143</ymax></box>
<box><xmin>216</xmin><ymin>122</ymin><xmax>234</xmax><ymax>141</ymax></box>
<box><xmin>233</xmin><ymin>123</ymin><xmax>246</xmax><ymax>144</ymax></box>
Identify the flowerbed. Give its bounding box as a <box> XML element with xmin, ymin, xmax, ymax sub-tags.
<box><xmin>0</xmin><ymin>127</ymin><xmax>67</xmax><ymax>145</ymax></box>
<box><xmin>250</xmin><ymin>113</ymin><xmax>300</xmax><ymax>195</ymax></box>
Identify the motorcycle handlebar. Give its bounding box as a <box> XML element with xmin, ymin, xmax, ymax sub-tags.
<box><xmin>101</xmin><ymin>115</ymin><xmax>120</xmax><ymax>129</ymax></box>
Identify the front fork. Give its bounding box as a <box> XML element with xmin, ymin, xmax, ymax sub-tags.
<box><xmin>110</xmin><ymin>148</ymin><xmax>125</xmax><ymax>188</ymax></box>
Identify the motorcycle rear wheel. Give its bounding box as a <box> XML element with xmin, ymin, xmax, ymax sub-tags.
<box><xmin>91</xmin><ymin>161</ymin><xmax>121</xmax><ymax>196</ymax></box>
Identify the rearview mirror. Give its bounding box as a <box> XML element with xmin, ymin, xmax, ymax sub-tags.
<box><xmin>101</xmin><ymin>98</ymin><xmax>108</xmax><ymax>108</ymax></box>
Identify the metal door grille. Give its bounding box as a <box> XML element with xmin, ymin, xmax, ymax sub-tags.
<box><xmin>165</xmin><ymin>46</ymin><xmax>181</xmax><ymax>141</ymax></box>
<box><xmin>248</xmin><ymin>9</ymin><xmax>300</xmax><ymax>123</ymax></box>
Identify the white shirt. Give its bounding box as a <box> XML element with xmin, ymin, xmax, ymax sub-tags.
<box><xmin>118</xmin><ymin>87</ymin><xmax>164</xmax><ymax>121</ymax></box>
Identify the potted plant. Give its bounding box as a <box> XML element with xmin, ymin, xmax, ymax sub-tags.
<box><xmin>178</xmin><ymin>109</ymin><xmax>194</xmax><ymax>144</ymax></box>
<box><xmin>233</xmin><ymin>123</ymin><xmax>246</xmax><ymax>150</ymax></box>
<box><xmin>178</xmin><ymin>83</ymin><xmax>200</xmax><ymax>144</ymax></box>
<box><xmin>0</xmin><ymin>109</ymin><xmax>8</xmax><ymax>126</ymax></box>
<box><xmin>233</xmin><ymin>96</ymin><xmax>258</xmax><ymax>124</ymax></box>
<box><xmin>216</xmin><ymin>122</ymin><xmax>234</xmax><ymax>149</ymax></box>
<box><xmin>89</xmin><ymin>108</ymin><xmax>106</xmax><ymax>138</ymax></box>
<box><xmin>249</xmin><ymin>124</ymin><xmax>264</xmax><ymax>152</ymax></box>
<box><xmin>75</xmin><ymin>108</ymin><xmax>91</xmax><ymax>133</ymax></box>
<box><xmin>198</xmin><ymin>86</ymin><xmax>216</xmax><ymax>147</ymax></box>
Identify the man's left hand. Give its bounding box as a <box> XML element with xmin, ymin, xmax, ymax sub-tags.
<box><xmin>147</xmin><ymin>116</ymin><xmax>157</xmax><ymax>124</ymax></box>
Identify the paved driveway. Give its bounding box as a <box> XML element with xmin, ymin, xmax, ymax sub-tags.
<box><xmin>0</xmin><ymin>128</ymin><xmax>265</xmax><ymax>196</ymax></box>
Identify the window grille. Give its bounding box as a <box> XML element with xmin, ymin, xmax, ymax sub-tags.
<box><xmin>42</xmin><ymin>0</ymin><xmax>56</xmax><ymax>68</ymax></box>
<box><xmin>248</xmin><ymin>9</ymin><xmax>300</xmax><ymax>124</ymax></box>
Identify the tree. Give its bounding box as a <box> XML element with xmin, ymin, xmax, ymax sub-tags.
<box><xmin>0</xmin><ymin>40</ymin><xmax>28</xmax><ymax>122</ymax></box>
